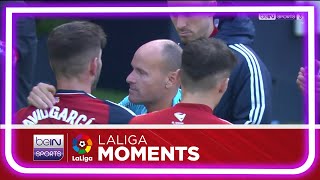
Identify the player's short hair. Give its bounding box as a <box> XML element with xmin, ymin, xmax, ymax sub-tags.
<box><xmin>47</xmin><ymin>21</ymin><xmax>107</xmax><ymax>78</ymax></box>
<box><xmin>161</xmin><ymin>41</ymin><xmax>182</xmax><ymax>72</ymax></box>
<box><xmin>181</xmin><ymin>38</ymin><xmax>237</xmax><ymax>92</ymax></box>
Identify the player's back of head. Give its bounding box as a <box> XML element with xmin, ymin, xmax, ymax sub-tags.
<box><xmin>181</xmin><ymin>38</ymin><xmax>237</xmax><ymax>92</ymax></box>
<box><xmin>47</xmin><ymin>21</ymin><xmax>107</xmax><ymax>78</ymax></box>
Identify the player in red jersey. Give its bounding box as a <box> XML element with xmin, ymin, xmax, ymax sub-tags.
<box><xmin>130</xmin><ymin>38</ymin><xmax>237</xmax><ymax>124</ymax></box>
<box><xmin>15</xmin><ymin>21</ymin><xmax>135</xmax><ymax>125</ymax></box>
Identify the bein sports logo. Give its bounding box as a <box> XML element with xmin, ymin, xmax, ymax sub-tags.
<box><xmin>33</xmin><ymin>134</ymin><xmax>64</xmax><ymax>161</ymax></box>
<box><xmin>258</xmin><ymin>13</ymin><xmax>276</xmax><ymax>20</ymax></box>
<box><xmin>72</xmin><ymin>134</ymin><xmax>92</xmax><ymax>154</ymax></box>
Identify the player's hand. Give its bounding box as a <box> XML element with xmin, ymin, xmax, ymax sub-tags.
<box><xmin>27</xmin><ymin>82</ymin><xmax>56</xmax><ymax>109</ymax></box>
<box><xmin>297</xmin><ymin>67</ymin><xmax>306</xmax><ymax>92</ymax></box>
<box><xmin>297</xmin><ymin>60</ymin><xmax>320</xmax><ymax>94</ymax></box>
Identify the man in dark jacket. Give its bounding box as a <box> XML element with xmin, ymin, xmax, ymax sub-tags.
<box><xmin>170</xmin><ymin>1</ymin><xmax>272</xmax><ymax>124</ymax></box>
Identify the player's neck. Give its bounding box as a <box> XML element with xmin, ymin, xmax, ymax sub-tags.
<box><xmin>145</xmin><ymin>89</ymin><xmax>177</xmax><ymax>113</ymax></box>
<box><xmin>56</xmin><ymin>78</ymin><xmax>92</xmax><ymax>94</ymax></box>
<box><xmin>180</xmin><ymin>92</ymin><xmax>220</xmax><ymax>111</ymax></box>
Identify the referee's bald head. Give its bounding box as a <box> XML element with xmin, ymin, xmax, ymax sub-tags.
<box><xmin>137</xmin><ymin>39</ymin><xmax>182</xmax><ymax>72</ymax></box>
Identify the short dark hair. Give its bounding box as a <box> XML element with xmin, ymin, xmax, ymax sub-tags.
<box><xmin>161</xmin><ymin>41</ymin><xmax>182</xmax><ymax>72</ymax></box>
<box><xmin>181</xmin><ymin>38</ymin><xmax>237</xmax><ymax>92</ymax></box>
<box><xmin>47</xmin><ymin>21</ymin><xmax>107</xmax><ymax>78</ymax></box>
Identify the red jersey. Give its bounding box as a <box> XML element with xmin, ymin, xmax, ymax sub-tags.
<box><xmin>15</xmin><ymin>90</ymin><xmax>135</xmax><ymax>125</ymax></box>
<box><xmin>129</xmin><ymin>103</ymin><xmax>231</xmax><ymax>124</ymax></box>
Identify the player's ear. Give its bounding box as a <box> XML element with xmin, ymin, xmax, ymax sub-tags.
<box><xmin>218</xmin><ymin>77</ymin><xmax>229</xmax><ymax>94</ymax></box>
<box><xmin>89</xmin><ymin>57</ymin><xmax>98</xmax><ymax>76</ymax></box>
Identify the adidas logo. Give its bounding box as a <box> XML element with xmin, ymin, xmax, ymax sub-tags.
<box><xmin>174</xmin><ymin>112</ymin><xmax>186</xmax><ymax>122</ymax></box>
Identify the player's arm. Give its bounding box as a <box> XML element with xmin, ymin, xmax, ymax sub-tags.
<box><xmin>232</xmin><ymin>69</ymin><xmax>272</xmax><ymax>124</ymax></box>
<box><xmin>27</xmin><ymin>82</ymin><xmax>57</xmax><ymax>109</ymax></box>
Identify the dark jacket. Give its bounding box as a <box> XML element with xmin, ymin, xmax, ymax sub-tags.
<box><xmin>214</xmin><ymin>16</ymin><xmax>272</xmax><ymax>124</ymax></box>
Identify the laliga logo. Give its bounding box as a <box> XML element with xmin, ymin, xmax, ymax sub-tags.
<box><xmin>72</xmin><ymin>134</ymin><xmax>92</xmax><ymax>154</ymax></box>
<box><xmin>71</xmin><ymin>134</ymin><xmax>93</xmax><ymax>162</ymax></box>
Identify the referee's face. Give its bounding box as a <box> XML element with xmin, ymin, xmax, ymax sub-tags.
<box><xmin>126</xmin><ymin>47</ymin><xmax>168</xmax><ymax>105</ymax></box>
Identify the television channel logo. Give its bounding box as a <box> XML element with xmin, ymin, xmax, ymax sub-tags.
<box><xmin>33</xmin><ymin>134</ymin><xmax>64</xmax><ymax>161</ymax></box>
<box><xmin>258</xmin><ymin>13</ymin><xmax>276</xmax><ymax>20</ymax></box>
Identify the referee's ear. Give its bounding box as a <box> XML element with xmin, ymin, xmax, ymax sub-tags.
<box><xmin>175</xmin><ymin>69</ymin><xmax>181</xmax><ymax>85</ymax></box>
<box><xmin>166</xmin><ymin>69</ymin><xmax>181</xmax><ymax>89</ymax></box>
